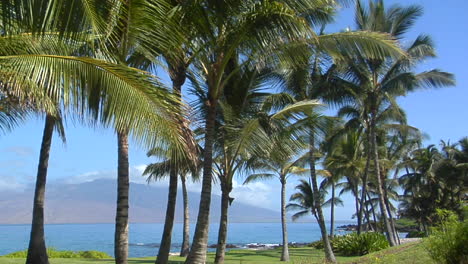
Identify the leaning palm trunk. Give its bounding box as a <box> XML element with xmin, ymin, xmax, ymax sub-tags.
<box><xmin>369</xmin><ymin>120</ymin><xmax>396</xmax><ymax>246</ymax></box>
<box><xmin>214</xmin><ymin>182</ymin><xmax>231</xmax><ymax>264</ymax></box>
<box><xmin>180</xmin><ymin>175</ymin><xmax>190</xmax><ymax>257</ymax></box>
<box><xmin>156</xmin><ymin>167</ymin><xmax>178</xmax><ymax>264</ymax></box>
<box><xmin>280</xmin><ymin>177</ymin><xmax>289</xmax><ymax>261</ymax></box>
<box><xmin>185</xmin><ymin>100</ymin><xmax>217</xmax><ymax>264</ymax></box>
<box><xmin>115</xmin><ymin>131</ymin><xmax>130</xmax><ymax>264</ymax></box>
<box><xmin>309</xmin><ymin>135</ymin><xmax>336</xmax><ymax>263</ymax></box>
<box><xmin>158</xmin><ymin>63</ymin><xmax>187</xmax><ymax>263</ymax></box>
<box><xmin>26</xmin><ymin>115</ymin><xmax>55</xmax><ymax>264</ymax></box>
<box><xmin>330</xmin><ymin>183</ymin><xmax>335</xmax><ymax>238</ymax></box>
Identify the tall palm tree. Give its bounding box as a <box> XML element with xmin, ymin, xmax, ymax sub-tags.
<box><xmin>184</xmin><ymin>0</ymin><xmax>404</xmax><ymax>260</ymax></box>
<box><xmin>144</xmin><ymin>143</ymin><xmax>200</xmax><ymax>262</ymax></box>
<box><xmin>190</xmin><ymin>59</ymin><xmax>316</xmax><ymax>263</ymax></box>
<box><xmin>323</xmin><ymin>129</ymin><xmax>365</xmax><ymax>232</ymax></box>
<box><xmin>244</xmin><ymin>141</ymin><xmax>309</xmax><ymax>262</ymax></box>
<box><xmin>319</xmin><ymin>170</ymin><xmax>344</xmax><ymax>237</ymax></box>
<box><xmin>0</xmin><ymin>1</ymin><xmax>186</xmax><ymax>263</ymax></box>
<box><xmin>330</xmin><ymin>0</ymin><xmax>456</xmax><ymax>246</ymax></box>
<box><xmin>183</xmin><ymin>2</ymin><xmax>320</xmax><ymax>263</ymax></box>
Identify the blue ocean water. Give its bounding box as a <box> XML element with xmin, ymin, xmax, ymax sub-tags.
<box><xmin>0</xmin><ymin>222</ymin><xmax>354</xmax><ymax>257</ymax></box>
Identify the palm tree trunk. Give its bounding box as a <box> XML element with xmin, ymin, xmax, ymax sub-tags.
<box><xmin>26</xmin><ymin>115</ymin><xmax>55</xmax><ymax>264</ymax></box>
<box><xmin>330</xmin><ymin>183</ymin><xmax>335</xmax><ymax>238</ymax></box>
<box><xmin>367</xmin><ymin>193</ymin><xmax>378</xmax><ymax>232</ymax></box>
<box><xmin>280</xmin><ymin>177</ymin><xmax>290</xmax><ymax>261</ymax></box>
<box><xmin>156</xmin><ymin>61</ymin><xmax>187</xmax><ymax>263</ymax></box>
<box><xmin>115</xmin><ymin>131</ymin><xmax>130</xmax><ymax>264</ymax></box>
<box><xmin>363</xmin><ymin>194</ymin><xmax>373</xmax><ymax>231</ymax></box>
<box><xmin>309</xmin><ymin>135</ymin><xmax>336</xmax><ymax>263</ymax></box>
<box><xmin>354</xmin><ymin>188</ymin><xmax>360</xmax><ymax>231</ymax></box>
<box><xmin>214</xmin><ymin>182</ymin><xmax>231</xmax><ymax>264</ymax></box>
<box><xmin>156</xmin><ymin>167</ymin><xmax>178</xmax><ymax>264</ymax></box>
<box><xmin>180</xmin><ymin>175</ymin><xmax>190</xmax><ymax>257</ymax></box>
<box><xmin>185</xmin><ymin>99</ymin><xmax>217</xmax><ymax>264</ymax></box>
<box><xmin>383</xmin><ymin>189</ymin><xmax>400</xmax><ymax>245</ymax></box>
<box><xmin>369</xmin><ymin>119</ymin><xmax>396</xmax><ymax>246</ymax></box>
<box><xmin>358</xmin><ymin>138</ymin><xmax>371</xmax><ymax>234</ymax></box>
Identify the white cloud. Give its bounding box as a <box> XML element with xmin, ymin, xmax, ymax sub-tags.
<box><xmin>0</xmin><ymin>176</ymin><xmax>27</xmax><ymax>191</ymax></box>
<box><xmin>230</xmin><ymin>179</ymin><xmax>273</xmax><ymax>209</ymax></box>
<box><xmin>64</xmin><ymin>165</ymin><xmax>152</xmax><ymax>185</ymax></box>
<box><xmin>3</xmin><ymin>146</ymin><xmax>35</xmax><ymax>157</ymax></box>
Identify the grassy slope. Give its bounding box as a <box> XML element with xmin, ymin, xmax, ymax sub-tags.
<box><xmin>0</xmin><ymin>241</ymin><xmax>433</xmax><ymax>264</ymax></box>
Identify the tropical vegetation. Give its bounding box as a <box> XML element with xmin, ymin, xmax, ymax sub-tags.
<box><xmin>0</xmin><ymin>0</ymin><xmax>463</xmax><ymax>264</ymax></box>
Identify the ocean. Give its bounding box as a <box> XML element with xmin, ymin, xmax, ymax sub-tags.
<box><xmin>0</xmin><ymin>222</ymin><xmax>354</xmax><ymax>257</ymax></box>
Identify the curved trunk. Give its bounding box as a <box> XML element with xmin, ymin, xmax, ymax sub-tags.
<box><xmin>115</xmin><ymin>131</ymin><xmax>130</xmax><ymax>264</ymax></box>
<box><xmin>280</xmin><ymin>177</ymin><xmax>289</xmax><ymax>261</ymax></box>
<box><xmin>26</xmin><ymin>115</ymin><xmax>55</xmax><ymax>264</ymax></box>
<box><xmin>156</xmin><ymin>167</ymin><xmax>178</xmax><ymax>264</ymax></box>
<box><xmin>155</xmin><ymin>61</ymin><xmax>187</xmax><ymax>263</ymax></box>
<box><xmin>330</xmin><ymin>183</ymin><xmax>335</xmax><ymax>238</ymax></box>
<box><xmin>185</xmin><ymin>100</ymin><xmax>217</xmax><ymax>264</ymax></box>
<box><xmin>309</xmin><ymin>135</ymin><xmax>336</xmax><ymax>263</ymax></box>
<box><xmin>370</xmin><ymin>121</ymin><xmax>396</xmax><ymax>246</ymax></box>
<box><xmin>180</xmin><ymin>175</ymin><xmax>190</xmax><ymax>257</ymax></box>
<box><xmin>214</xmin><ymin>183</ymin><xmax>231</xmax><ymax>264</ymax></box>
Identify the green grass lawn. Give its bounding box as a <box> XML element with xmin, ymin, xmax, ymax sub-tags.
<box><xmin>0</xmin><ymin>241</ymin><xmax>434</xmax><ymax>264</ymax></box>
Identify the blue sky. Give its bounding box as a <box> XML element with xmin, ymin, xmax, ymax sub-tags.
<box><xmin>0</xmin><ymin>0</ymin><xmax>466</xmax><ymax>221</ymax></box>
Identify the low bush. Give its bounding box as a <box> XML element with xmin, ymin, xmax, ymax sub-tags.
<box><xmin>308</xmin><ymin>240</ymin><xmax>324</xmax><ymax>249</ymax></box>
<box><xmin>406</xmin><ymin>230</ymin><xmax>427</xmax><ymax>238</ymax></box>
<box><xmin>334</xmin><ymin>232</ymin><xmax>389</xmax><ymax>256</ymax></box>
<box><xmin>3</xmin><ymin>248</ymin><xmax>111</xmax><ymax>259</ymax></box>
<box><xmin>425</xmin><ymin>210</ymin><xmax>468</xmax><ymax>264</ymax></box>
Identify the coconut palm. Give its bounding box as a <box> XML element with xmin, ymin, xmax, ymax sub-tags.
<box><xmin>0</xmin><ymin>2</ymin><xmax>187</xmax><ymax>264</ymax></box>
<box><xmin>182</xmin><ymin>2</ymin><xmax>319</xmax><ymax>262</ymax></box>
<box><xmin>244</xmin><ymin>140</ymin><xmax>309</xmax><ymax>262</ymax></box>
<box><xmin>183</xmin><ymin>0</ymin><xmax>405</xmax><ymax>261</ymax></box>
<box><xmin>144</xmin><ymin>144</ymin><xmax>200</xmax><ymax>261</ymax></box>
<box><xmin>190</xmin><ymin>58</ymin><xmax>318</xmax><ymax>263</ymax></box>
<box><xmin>319</xmin><ymin>170</ymin><xmax>344</xmax><ymax>237</ymax></box>
<box><xmin>399</xmin><ymin>138</ymin><xmax>468</xmax><ymax>230</ymax></box>
<box><xmin>328</xmin><ymin>0</ymin><xmax>456</xmax><ymax>246</ymax></box>
<box><xmin>286</xmin><ymin>179</ymin><xmax>335</xmax><ymax>222</ymax></box>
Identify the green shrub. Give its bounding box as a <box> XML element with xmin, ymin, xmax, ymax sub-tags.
<box><xmin>308</xmin><ymin>240</ymin><xmax>324</xmax><ymax>249</ymax></box>
<box><xmin>77</xmin><ymin>250</ymin><xmax>112</xmax><ymax>259</ymax></box>
<box><xmin>334</xmin><ymin>232</ymin><xmax>389</xmax><ymax>256</ymax></box>
<box><xmin>3</xmin><ymin>250</ymin><xmax>28</xmax><ymax>258</ymax></box>
<box><xmin>406</xmin><ymin>230</ymin><xmax>427</xmax><ymax>238</ymax></box>
<box><xmin>425</xmin><ymin>214</ymin><xmax>468</xmax><ymax>264</ymax></box>
<box><xmin>3</xmin><ymin>248</ymin><xmax>111</xmax><ymax>259</ymax></box>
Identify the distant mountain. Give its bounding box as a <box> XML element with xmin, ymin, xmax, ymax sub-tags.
<box><xmin>0</xmin><ymin>179</ymin><xmax>280</xmax><ymax>224</ymax></box>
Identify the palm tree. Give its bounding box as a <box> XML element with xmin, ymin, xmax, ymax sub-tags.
<box><xmin>0</xmin><ymin>2</ymin><xmax>187</xmax><ymax>263</ymax></box>
<box><xmin>330</xmin><ymin>0</ymin><xmax>456</xmax><ymax>246</ymax></box>
<box><xmin>244</xmin><ymin>141</ymin><xmax>309</xmax><ymax>262</ymax></box>
<box><xmin>190</xmin><ymin>59</ymin><xmax>316</xmax><ymax>263</ymax></box>
<box><xmin>286</xmin><ymin>179</ymin><xmax>335</xmax><ymax>223</ymax></box>
<box><xmin>182</xmin><ymin>2</ymin><xmax>321</xmax><ymax>263</ymax></box>
<box><xmin>319</xmin><ymin>170</ymin><xmax>344</xmax><ymax>237</ymax></box>
<box><xmin>399</xmin><ymin>138</ymin><xmax>468</xmax><ymax>230</ymax></box>
<box><xmin>144</xmin><ymin>145</ymin><xmax>200</xmax><ymax>261</ymax></box>
<box><xmin>323</xmin><ymin>129</ymin><xmax>365</xmax><ymax>233</ymax></box>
